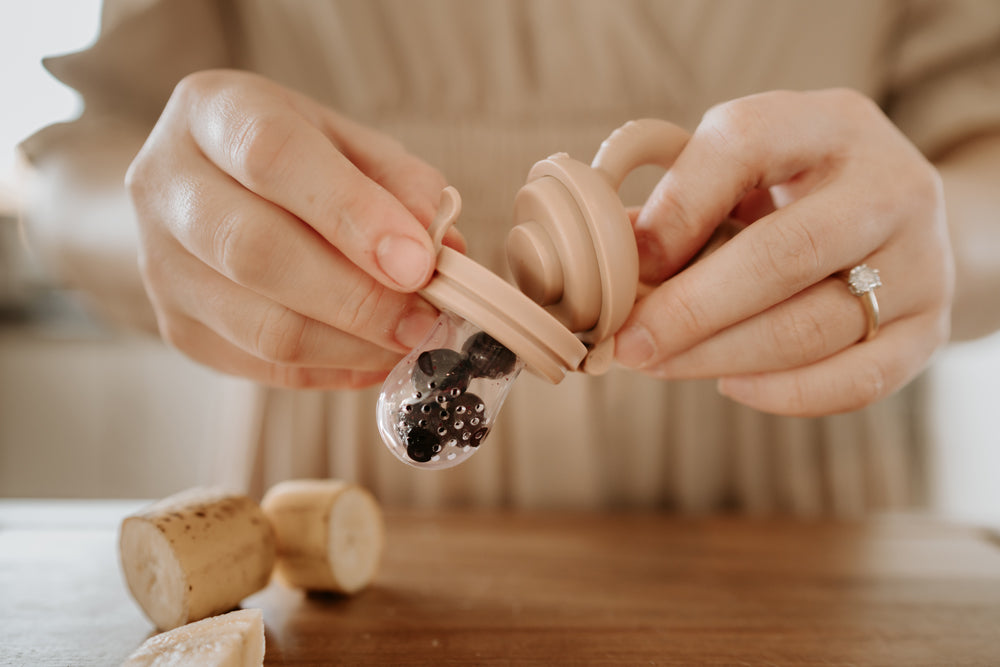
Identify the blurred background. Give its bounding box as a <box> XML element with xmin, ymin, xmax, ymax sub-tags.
<box><xmin>0</xmin><ymin>0</ymin><xmax>233</xmax><ymax>500</ymax></box>
<box><xmin>1</xmin><ymin>1</ymin><xmax>998</xmax><ymax>525</ymax></box>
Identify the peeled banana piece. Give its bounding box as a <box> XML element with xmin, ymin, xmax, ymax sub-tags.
<box><xmin>261</xmin><ymin>479</ymin><xmax>384</xmax><ymax>593</ymax></box>
<box><xmin>121</xmin><ymin>607</ymin><xmax>265</xmax><ymax>667</ymax></box>
<box><xmin>119</xmin><ymin>488</ymin><xmax>276</xmax><ymax>631</ymax></box>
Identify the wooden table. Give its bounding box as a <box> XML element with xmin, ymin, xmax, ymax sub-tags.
<box><xmin>2</xmin><ymin>501</ymin><xmax>999</xmax><ymax>665</ymax></box>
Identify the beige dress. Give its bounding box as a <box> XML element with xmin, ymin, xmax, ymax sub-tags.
<box><xmin>24</xmin><ymin>0</ymin><xmax>1000</xmax><ymax>514</ymax></box>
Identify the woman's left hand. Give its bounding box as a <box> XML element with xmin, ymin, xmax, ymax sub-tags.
<box><xmin>614</xmin><ymin>89</ymin><xmax>954</xmax><ymax>416</ymax></box>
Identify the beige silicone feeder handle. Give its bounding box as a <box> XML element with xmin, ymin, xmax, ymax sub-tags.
<box><xmin>591</xmin><ymin>119</ymin><xmax>690</xmax><ymax>192</ymax></box>
<box><xmin>591</xmin><ymin>118</ymin><xmax>691</xmax><ymax>308</ymax></box>
<box><xmin>507</xmin><ymin>119</ymin><xmax>692</xmax><ymax>375</ymax></box>
<box><xmin>588</xmin><ymin>119</ymin><xmax>692</xmax><ymax>371</ymax></box>
<box><xmin>594</xmin><ymin>120</ymin><xmax>745</xmax><ymax>294</ymax></box>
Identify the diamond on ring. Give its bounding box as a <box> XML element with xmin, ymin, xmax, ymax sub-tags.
<box><xmin>847</xmin><ymin>264</ymin><xmax>882</xmax><ymax>296</ymax></box>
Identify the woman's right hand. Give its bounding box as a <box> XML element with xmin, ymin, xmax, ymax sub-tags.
<box><xmin>126</xmin><ymin>70</ymin><xmax>456</xmax><ymax>389</ymax></box>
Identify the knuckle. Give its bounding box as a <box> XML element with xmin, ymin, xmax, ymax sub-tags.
<box><xmin>701</xmin><ymin>96</ymin><xmax>770</xmax><ymax>164</ymax></box>
<box><xmin>124</xmin><ymin>156</ymin><xmax>146</xmax><ymax>199</ymax></box>
<box><xmin>825</xmin><ymin>87</ymin><xmax>876</xmax><ymax>114</ymax></box>
<box><xmin>849</xmin><ymin>359</ymin><xmax>888</xmax><ymax>409</ymax></box>
<box><xmin>252</xmin><ymin>304</ymin><xmax>311</xmax><ymax>364</ymax></box>
<box><xmin>124</xmin><ymin>145</ymin><xmax>165</xmax><ymax>207</ymax></box>
<box><xmin>663</xmin><ymin>281</ymin><xmax>709</xmax><ymax>346</ymax></box>
<box><xmin>769</xmin><ymin>307</ymin><xmax>829</xmax><ymax>366</ymax></box>
<box><xmin>909</xmin><ymin>161</ymin><xmax>944</xmax><ymax>213</ymax></box>
<box><xmin>816</xmin><ymin>88</ymin><xmax>884</xmax><ymax>138</ymax></box>
<box><xmin>337</xmin><ymin>173</ymin><xmax>378</xmax><ymax>217</ymax></box>
<box><xmin>319</xmin><ymin>181</ymin><xmax>382</xmax><ymax>242</ymax></box>
<box><xmin>174</xmin><ymin>70</ymin><xmax>252</xmax><ymax>114</ymax></box>
<box><xmin>211</xmin><ymin>208</ymin><xmax>272</xmax><ymax>286</ymax></box>
<box><xmin>136</xmin><ymin>244</ymin><xmax>170</xmax><ymax>298</ymax></box>
<box><xmin>648</xmin><ymin>186</ymin><xmax>699</xmax><ymax>240</ymax></box>
<box><xmin>135</xmin><ymin>245</ymin><xmax>156</xmax><ymax>286</ymax></box>
<box><xmin>333</xmin><ymin>276</ymin><xmax>387</xmax><ymax>338</ymax></box>
<box><xmin>927</xmin><ymin>243</ymin><xmax>955</xmax><ymax>310</ymax></box>
<box><xmin>879</xmin><ymin>152</ymin><xmax>942</xmax><ymax>220</ymax></box>
<box><xmin>173</xmin><ymin>70</ymin><xmax>223</xmax><ymax>102</ymax></box>
<box><xmin>745</xmin><ymin>219</ymin><xmax>823</xmax><ymax>288</ymax></box>
<box><xmin>225</xmin><ymin>109</ymin><xmax>296</xmax><ymax>188</ymax></box>
<box><xmin>321</xmin><ymin>186</ymin><xmax>360</xmax><ymax>237</ymax></box>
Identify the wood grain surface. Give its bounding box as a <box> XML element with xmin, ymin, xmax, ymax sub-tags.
<box><xmin>2</xmin><ymin>502</ymin><xmax>999</xmax><ymax>665</ymax></box>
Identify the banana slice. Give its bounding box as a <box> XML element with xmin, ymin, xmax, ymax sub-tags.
<box><xmin>261</xmin><ymin>479</ymin><xmax>384</xmax><ymax>593</ymax></box>
<box><xmin>120</xmin><ymin>488</ymin><xmax>276</xmax><ymax>631</ymax></box>
<box><xmin>121</xmin><ymin>607</ymin><xmax>265</xmax><ymax>666</ymax></box>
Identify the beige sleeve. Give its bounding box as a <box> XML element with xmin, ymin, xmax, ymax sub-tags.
<box><xmin>884</xmin><ymin>0</ymin><xmax>1000</xmax><ymax>160</ymax></box>
<box><xmin>17</xmin><ymin>0</ymin><xmax>234</xmax><ymax>331</ymax></box>
<box><xmin>883</xmin><ymin>1</ymin><xmax>1000</xmax><ymax>340</ymax></box>
<box><xmin>20</xmin><ymin>0</ymin><xmax>233</xmax><ymax>161</ymax></box>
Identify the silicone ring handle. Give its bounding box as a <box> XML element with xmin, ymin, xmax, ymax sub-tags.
<box><xmin>591</xmin><ymin>119</ymin><xmax>690</xmax><ymax>191</ymax></box>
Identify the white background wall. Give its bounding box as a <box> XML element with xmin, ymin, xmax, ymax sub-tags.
<box><xmin>0</xmin><ymin>0</ymin><xmax>102</xmax><ymax>209</ymax></box>
<box><xmin>925</xmin><ymin>335</ymin><xmax>1000</xmax><ymax>527</ymax></box>
<box><xmin>0</xmin><ymin>327</ymin><xmax>225</xmax><ymax>499</ymax></box>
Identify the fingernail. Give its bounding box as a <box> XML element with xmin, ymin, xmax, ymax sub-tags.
<box><xmin>615</xmin><ymin>324</ymin><xmax>656</xmax><ymax>368</ymax></box>
<box><xmin>377</xmin><ymin>236</ymin><xmax>433</xmax><ymax>290</ymax></box>
<box><xmin>395</xmin><ymin>307</ymin><xmax>439</xmax><ymax>349</ymax></box>
<box><xmin>635</xmin><ymin>229</ymin><xmax>667</xmax><ymax>284</ymax></box>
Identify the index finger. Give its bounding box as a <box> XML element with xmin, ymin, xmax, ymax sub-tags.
<box><xmin>181</xmin><ymin>72</ymin><xmax>436</xmax><ymax>292</ymax></box>
<box><xmin>635</xmin><ymin>90</ymin><xmax>845</xmax><ymax>284</ymax></box>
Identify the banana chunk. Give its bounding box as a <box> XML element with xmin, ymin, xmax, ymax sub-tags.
<box><xmin>261</xmin><ymin>479</ymin><xmax>384</xmax><ymax>593</ymax></box>
<box><xmin>121</xmin><ymin>607</ymin><xmax>265</xmax><ymax>667</ymax></box>
<box><xmin>120</xmin><ymin>488</ymin><xmax>276</xmax><ymax>631</ymax></box>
